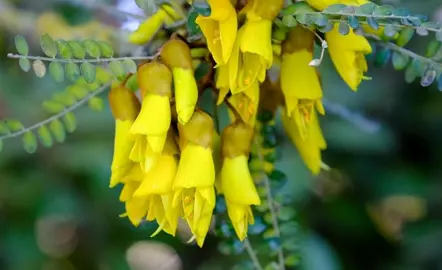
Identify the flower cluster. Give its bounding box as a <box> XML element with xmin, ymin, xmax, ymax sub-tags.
<box><xmin>109</xmin><ymin>0</ymin><xmax>373</xmax><ymax>245</ymax></box>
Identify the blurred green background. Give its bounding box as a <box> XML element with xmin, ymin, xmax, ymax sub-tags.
<box><xmin>1</xmin><ymin>0</ymin><xmax>442</xmax><ymax>269</ymax></box>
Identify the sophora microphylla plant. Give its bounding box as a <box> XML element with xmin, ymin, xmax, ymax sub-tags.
<box><xmin>2</xmin><ymin>0</ymin><xmax>442</xmax><ymax>269</ymax></box>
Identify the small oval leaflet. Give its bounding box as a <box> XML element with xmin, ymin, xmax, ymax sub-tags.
<box><xmin>426</xmin><ymin>39</ymin><xmax>441</xmax><ymax>58</ymax></box>
<box><xmin>282</xmin><ymin>15</ymin><xmax>297</xmax><ymax>27</ymax></box>
<box><xmin>374</xmin><ymin>47</ymin><xmax>391</xmax><ymax>68</ymax></box>
<box><xmin>19</xmin><ymin>58</ymin><xmax>31</xmax><ymax>72</ymax></box>
<box><xmin>6</xmin><ymin>119</ymin><xmax>24</xmax><ymax>132</ymax></box>
<box><xmin>436</xmin><ymin>31</ymin><xmax>442</xmax><ymax>42</ymax></box>
<box><xmin>383</xmin><ymin>24</ymin><xmax>398</xmax><ymax>38</ymax></box>
<box><xmin>0</xmin><ymin>139</ymin><xmax>3</xmax><ymax>153</ymax></box>
<box><xmin>83</xmin><ymin>39</ymin><xmax>101</xmax><ymax>58</ymax></box>
<box><xmin>40</xmin><ymin>33</ymin><xmax>58</xmax><ymax>58</ymax></box>
<box><xmin>373</xmin><ymin>5</ymin><xmax>394</xmax><ymax>16</ymax></box>
<box><xmin>421</xmin><ymin>67</ymin><xmax>437</xmax><ymax>87</ymax></box>
<box><xmin>396</xmin><ymin>28</ymin><xmax>414</xmax><ymax>47</ymax></box>
<box><xmin>109</xmin><ymin>61</ymin><xmax>127</xmax><ymax>81</ymax></box>
<box><xmin>65</xmin><ymin>62</ymin><xmax>81</xmax><ymax>82</ymax></box>
<box><xmin>124</xmin><ymin>58</ymin><xmax>137</xmax><ymax>74</ymax></box>
<box><xmin>311</xmin><ymin>14</ymin><xmax>328</xmax><ymax>27</ymax></box>
<box><xmin>42</xmin><ymin>100</ymin><xmax>65</xmax><ymax>113</ymax></box>
<box><xmin>338</xmin><ymin>22</ymin><xmax>350</xmax><ymax>35</ymax></box>
<box><xmin>88</xmin><ymin>97</ymin><xmax>104</xmax><ymax>112</ymax></box>
<box><xmin>63</xmin><ymin>113</ymin><xmax>77</xmax><ymax>133</ymax></box>
<box><xmin>56</xmin><ymin>40</ymin><xmax>73</xmax><ymax>59</ymax></box>
<box><xmin>22</xmin><ymin>131</ymin><xmax>38</xmax><ymax>154</ymax></box>
<box><xmin>98</xmin><ymin>41</ymin><xmax>114</xmax><ymax>58</ymax></box>
<box><xmin>391</xmin><ymin>51</ymin><xmax>409</xmax><ymax>70</ymax></box>
<box><xmin>324</xmin><ymin>4</ymin><xmax>346</xmax><ymax>13</ymax></box>
<box><xmin>32</xmin><ymin>59</ymin><xmax>46</xmax><ymax>78</ymax></box>
<box><xmin>81</xmin><ymin>62</ymin><xmax>96</xmax><ymax>83</ymax></box>
<box><xmin>416</xmin><ymin>27</ymin><xmax>429</xmax><ymax>36</ymax></box>
<box><xmin>15</xmin><ymin>35</ymin><xmax>29</xmax><ymax>56</ymax></box>
<box><xmin>68</xmin><ymin>40</ymin><xmax>86</xmax><ymax>59</ymax></box>
<box><xmin>367</xmin><ymin>17</ymin><xmax>379</xmax><ymax>30</ymax></box>
<box><xmin>49</xmin><ymin>62</ymin><xmax>65</xmax><ymax>83</ymax></box>
<box><xmin>348</xmin><ymin>16</ymin><xmax>359</xmax><ymax>29</ymax></box>
<box><xmin>49</xmin><ymin>119</ymin><xmax>66</xmax><ymax>143</ymax></box>
<box><xmin>356</xmin><ymin>2</ymin><xmax>376</xmax><ymax>15</ymax></box>
<box><xmin>404</xmin><ymin>63</ymin><xmax>417</xmax><ymax>83</ymax></box>
<box><xmin>37</xmin><ymin>125</ymin><xmax>53</xmax><ymax>148</ymax></box>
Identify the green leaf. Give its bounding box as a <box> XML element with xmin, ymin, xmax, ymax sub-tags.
<box><xmin>88</xmin><ymin>97</ymin><xmax>104</xmax><ymax>112</ymax></box>
<box><xmin>49</xmin><ymin>119</ymin><xmax>66</xmax><ymax>143</ymax></box>
<box><xmin>49</xmin><ymin>62</ymin><xmax>65</xmax><ymax>83</ymax></box>
<box><xmin>0</xmin><ymin>139</ymin><xmax>3</xmax><ymax>153</ymax></box>
<box><xmin>68</xmin><ymin>85</ymin><xmax>89</xmax><ymax>99</ymax></box>
<box><xmin>15</xmin><ymin>35</ymin><xmax>29</xmax><ymax>55</ymax></box>
<box><xmin>373</xmin><ymin>5</ymin><xmax>394</xmax><ymax>16</ymax></box>
<box><xmin>37</xmin><ymin>125</ymin><xmax>53</xmax><ymax>148</ymax></box>
<box><xmin>81</xmin><ymin>62</ymin><xmax>96</xmax><ymax>83</ymax></box>
<box><xmin>356</xmin><ymin>2</ymin><xmax>377</xmax><ymax>15</ymax></box>
<box><xmin>23</xmin><ymin>131</ymin><xmax>38</xmax><ymax>153</ymax></box>
<box><xmin>396</xmin><ymin>28</ymin><xmax>414</xmax><ymax>47</ymax></box>
<box><xmin>285</xmin><ymin>254</ymin><xmax>301</xmax><ymax>267</ymax></box>
<box><xmin>421</xmin><ymin>21</ymin><xmax>441</xmax><ymax>30</ymax></box>
<box><xmin>338</xmin><ymin>22</ymin><xmax>350</xmax><ymax>35</ymax></box>
<box><xmin>436</xmin><ymin>31</ymin><xmax>442</xmax><ymax>42</ymax></box>
<box><xmin>96</xmin><ymin>67</ymin><xmax>112</xmax><ymax>84</ymax></box>
<box><xmin>6</xmin><ymin>119</ymin><xmax>24</xmax><ymax>132</ymax></box>
<box><xmin>125</xmin><ymin>74</ymin><xmax>139</xmax><ymax>92</ymax></box>
<box><xmin>109</xmin><ymin>61</ymin><xmax>127</xmax><ymax>81</ymax></box>
<box><xmin>97</xmin><ymin>41</ymin><xmax>114</xmax><ymax>58</ymax></box>
<box><xmin>56</xmin><ymin>40</ymin><xmax>73</xmax><ymax>58</ymax></box>
<box><xmin>278</xmin><ymin>207</ymin><xmax>297</xmax><ymax>221</ymax></box>
<box><xmin>194</xmin><ymin>61</ymin><xmax>211</xmax><ymax>81</ymax></box>
<box><xmin>65</xmin><ymin>62</ymin><xmax>81</xmax><ymax>82</ymax></box>
<box><xmin>405</xmin><ymin>63</ymin><xmax>417</xmax><ymax>83</ymax></box>
<box><xmin>52</xmin><ymin>92</ymin><xmax>76</xmax><ymax>106</ymax></box>
<box><xmin>135</xmin><ymin>0</ymin><xmax>157</xmax><ymax>14</ymax></box>
<box><xmin>123</xmin><ymin>58</ymin><xmax>137</xmax><ymax>74</ymax></box>
<box><xmin>421</xmin><ymin>67</ymin><xmax>437</xmax><ymax>87</ymax></box>
<box><xmin>63</xmin><ymin>113</ymin><xmax>77</xmax><ymax>133</ymax></box>
<box><xmin>295</xmin><ymin>14</ymin><xmax>309</xmax><ymax>25</ymax></box>
<box><xmin>324</xmin><ymin>4</ymin><xmax>346</xmax><ymax>13</ymax></box>
<box><xmin>282</xmin><ymin>15</ymin><xmax>297</xmax><ymax>27</ymax></box>
<box><xmin>426</xmin><ymin>40</ymin><xmax>441</xmax><ymax>58</ymax></box>
<box><xmin>348</xmin><ymin>16</ymin><xmax>359</xmax><ymax>29</ymax></box>
<box><xmin>0</xmin><ymin>122</ymin><xmax>9</xmax><ymax>134</ymax></box>
<box><xmin>187</xmin><ymin>9</ymin><xmax>202</xmax><ymax>37</ymax></box>
<box><xmin>83</xmin><ymin>39</ymin><xmax>101</xmax><ymax>58</ymax></box>
<box><xmin>42</xmin><ymin>100</ymin><xmax>65</xmax><ymax>113</ymax></box>
<box><xmin>318</xmin><ymin>21</ymin><xmax>334</xmax><ymax>33</ymax></box>
<box><xmin>416</xmin><ymin>27</ymin><xmax>429</xmax><ymax>36</ymax></box>
<box><xmin>191</xmin><ymin>3</ymin><xmax>211</xmax><ymax>16</ymax></box>
<box><xmin>32</xmin><ymin>59</ymin><xmax>46</xmax><ymax>78</ymax></box>
<box><xmin>19</xmin><ymin>58</ymin><xmax>31</xmax><ymax>72</ymax></box>
<box><xmin>383</xmin><ymin>24</ymin><xmax>398</xmax><ymax>38</ymax></box>
<box><xmin>310</xmin><ymin>14</ymin><xmax>328</xmax><ymax>27</ymax></box>
<box><xmin>68</xmin><ymin>40</ymin><xmax>86</xmax><ymax>59</ymax></box>
<box><xmin>40</xmin><ymin>33</ymin><xmax>57</xmax><ymax>58</ymax></box>
<box><xmin>367</xmin><ymin>17</ymin><xmax>379</xmax><ymax>30</ymax></box>
<box><xmin>374</xmin><ymin>47</ymin><xmax>391</xmax><ymax>68</ymax></box>
<box><xmin>391</xmin><ymin>51</ymin><xmax>409</xmax><ymax>70</ymax></box>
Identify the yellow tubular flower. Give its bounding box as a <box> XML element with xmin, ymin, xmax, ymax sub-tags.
<box><xmin>108</xmin><ymin>85</ymin><xmax>141</xmax><ymax>188</ymax></box>
<box><xmin>161</xmin><ymin>38</ymin><xmax>198</xmax><ymax>125</ymax></box>
<box><xmin>281</xmin><ymin>26</ymin><xmax>324</xmax><ymax>139</ymax></box>
<box><xmin>129</xmin><ymin>7</ymin><xmax>169</xmax><ymax>45</ymax></box>
<box><xmin>227</xmin><ymin>82</ymin><xmax>260</xmax><ymax>126</ymax></box>
<box><xmin>228</xmin><ymin>0</ymin><xmax>284</xmax><ymax>93</ymax></box>
<box><xmin>305</xmin><ymin>0</ymin><xmax>368</xmax><ymax>10</ymax></box>
<box><xmin>195</xmin><ymin>0</ymin><xmax>237</xmax><ymax>66</ymax></box>
<box><xmin>172</xmin><ymin>111</ymin><xmax>216</xmax><ymax>247</ymax></box>
<box><xmin>282</xmin><ymin>109</ymin><xmax>326</xmax><ymax>175</ymax></box>
<box><xmin>326</xmin><ymin>25</ymin><xmax>372</xmax><ymax>91</ymax></box>
<box><xmin>221</xmin><ymin>121</ymin><xmax>260</xmax><ymax>240</ymax></box>
<box><xmin>130</xmin><ymin>61</ymin><xmax>172</xmax><ymax>166</ymax></box>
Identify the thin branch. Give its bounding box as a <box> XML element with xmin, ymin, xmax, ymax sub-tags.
<box><xmin>254</xmin><ymin>137</ymin><xmax>286</xmax><ymax>270</ymax></box>
<box><xmin>0</xmin><ymin>83</ymin><xmax>110</xmax><ymax>140</ymax></box>
<box><xmin>243</xmin><ymin>238</ymin><xmax>264</xmax><ymax>270</ymax></box>
<box><xmin>7</xmin><ymin>54</ymin><xmax>156</xmax><ymax>63</ymax></box>
<box><xmin>365</xmin><ymin>33</ymin><xmax>442</xmax><ymax>70</ymax></box>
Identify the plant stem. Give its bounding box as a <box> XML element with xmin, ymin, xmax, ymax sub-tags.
<box><xmin>243</xmin><ymin>238</ymin><xmax>264</xmax><ymax>270</ymax></box>
<box><xmin>7</xmin><ymin>54</ymin><xmax>156</xmax><ymax>64</ymax></box>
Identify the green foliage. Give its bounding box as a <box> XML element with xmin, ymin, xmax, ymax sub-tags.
<box><xmin>22</xmin><ymin>131</ymin><xmax>38</xmax><ymax>153</ymax></box>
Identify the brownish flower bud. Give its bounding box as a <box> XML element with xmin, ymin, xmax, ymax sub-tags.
<box><xmin>282</xmin><ymin>26</ymin><xmax>315</xmax><ymax>55</ymax></box>
<box><xmin>246</xmin><ymin>0</ymin><xmax>284</xmax><ymax>20</ymax></box>
<box><xmin>108</xmin><ymin>86</ymin><xmax>141</xmax><ymax>121</ymax></box>
<box><xmin>160</xmin><ymin>38</ymin><xmax>193</xmax><ymax>70</ymax></box>
<box><xmin>177</xmin><ymin>110</ymin><xmax>214</xmax><ymax>149</ymax></box>
<box><xmin>137</xmin><ymin>61</ymin><xmax>173</xmax><ymax>98</ymax></box>
<box><xmin>221</xmin><ymin>121</ymin><xmax>254</xmax><ymax>158</ymax></box>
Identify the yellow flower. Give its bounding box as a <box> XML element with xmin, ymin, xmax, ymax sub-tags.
<box><xmin>305</xmin><ymin>0</ymin><xmax>368</xmax><ymax>11</ymax></box>
<box><xmin>195</xmin><ymin>0</ymin><xmax>237</xmax><ymax>65</ymax></box>
<box><xmin>281</xmin><ymin>26</ymin><xmax>325</xmax><ymax>138</ymax></box>
<box><xmin>129</xmin><ymin>4</ymin><xmax>182</xmax><ymax>45</ymax></box>
<box><xmin>326</xmin><ymin>25</ymin><xmax>372</xmax><ymax>91</ymax></box>
<box><xmin>228</xmin><ymin>0</ymin><xmax>284</xmax><ymax>93</ymax></box>
<box><xmin>172</xmin><ymin>111</ymin><xmax>216</xmax><ymax>247</ymax></box>
<box><xmin>161</xmin><ymin>38</ymin><xmax>198</xmax><ymax>124</ymax></box>
<box><xmin>282</xmin><ymin>109</ymin><xmax>326</xmax><ymax>175</ymax></box>
<box><xmin>220</xmin><ymin>121</ymin><xmax>260</xmax><ymax>240</ymax></box>
<box><xmin>108</xmin><ymin>85</ymin><xmax>141</xmax><ymax>187</ymax></box>
<box><xmin>130</xmin><ymin>61</ymin><xmax>172</xmax><ymax>169</ymax></box>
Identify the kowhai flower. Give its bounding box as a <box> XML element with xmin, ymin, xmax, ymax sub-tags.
<box><xmin>196</xmin><ymin>0</ymin><xmax>237</xmax><ymax>66</ymax></box>
<box><xmin>220</xmin><ymin>121</ymin><xmax>260</xmax><ymax>240</ymax></box>
<box><xmin>172</xmin><ymin>111</ymin><xmax>216</xmax><ymax>247</ymax></box>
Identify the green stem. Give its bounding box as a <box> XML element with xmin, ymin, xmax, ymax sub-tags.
<box><xmin>7</xmin><ymin>54</ymin><xmax>156</xmax><ymax>64</ymax></box>
<box><xmin>243</xmin><ymin>238</ymin><xmax>264</xmax><ymax>270</ymax></box>
<box><xmin>0</xmin><ymin>83</ymin><xmax>110</xmax><ymax>140</ymax></box>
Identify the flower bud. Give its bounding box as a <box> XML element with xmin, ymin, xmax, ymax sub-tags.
<box><xmin>221</xmin><ymin>121</ymin><xmax>254</xmax><ymax>158</ymax></box>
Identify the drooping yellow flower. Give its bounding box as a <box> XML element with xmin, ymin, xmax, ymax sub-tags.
<box><xmin>228</xmin><ymin>0</ymin><xmax>284</xmax><ymax>93</ymax></box>
<box><xmin>130</xmin><ymin>61</ymin><xmax>172</xmax><ymax>171</ymax></box>
<box><xmin>195</xmin><ymin>0</ymin><xmax>237</xmax><ymax>65</ymax></box>
<box><xmin>326</xmin><ymin>24</ymin><xmax>372</xmax><ymax>91</ymax></box>
<box><xmin>129</xmin><ymin>4</ymin><xmax>182</xmax><ymax>45</ymax></box>
<box><xmin>108</xmin><ymin>85</ymin><xmax>141</xmax><ymax>188</ymax></box>
<box><xmin>281</xmin><ymin>26</ymin><xmax>325</xmax><ymax>139</ymax></box>
<box><xmin>220</xmin><ymin>121</ymin><xmax>260</xmax><ymax>240</ymax></box>
<box><xmin>282</xmin><ymin>109</ymin><xmax>326</xmax><ymax>175</ymax></box>
<box><xmin>161</xmin><ymin>38</ymin><xmax>198</xmax><ymax>125</ymax></box>
<box><xmin>305</xmin><ymin>0</ymin><xmax>368</xmax><ymax>11</ymax></box>
<box><xmin>172</xmin><ymin>111</ymin><xmax>216</xmax><ymax>247</ymax></box>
